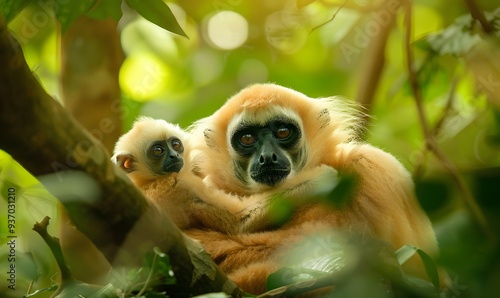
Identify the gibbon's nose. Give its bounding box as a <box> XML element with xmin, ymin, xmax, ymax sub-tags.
<box><xmin>259</xmin><ymin>140</ymin><xmax>279</xmax><ymax>164</ymax></box>
<box><xmin>259</xmin><ymin>152</ymin><xmax>278</xmax><ymax>164</ymax></box>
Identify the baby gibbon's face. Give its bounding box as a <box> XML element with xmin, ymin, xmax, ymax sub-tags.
<box><xmin>112</xmin><ymin>117</ymin><xmax>190</xmax><ymax>185</ymax></box>
<box><xmin>144</xmin><ymin>137</ymin><xmax>184</xmax><ymax>175</ymax></box>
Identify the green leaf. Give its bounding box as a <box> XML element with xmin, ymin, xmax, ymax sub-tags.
<box><xmin>395</xmin><ymin>244</ymin><xmax>418</xmax><ymax>265</ymax></box>
<box><xmin>51</xmin><ymin>279</ymin><xmax>109</xmax><ymax>298</ymax></box>
<box><xmin>143</xmin><ymin>247</ymin><xmax>176</xmax><ymax>286</ymax></box>
<box><xmin>324</xmin><ymin>174</ymin><xmax>357</xmax><ymax>208</ymax></box>
<box><xmin>85</xmin><ymin>0</ymin><xmax>122</xmax><ymax>21</ymax></box>
<box><xmin>415</xmin><ymin>248</ymin><xmax>440</xmax><ymax>289</ymax></box>
<box><xmin>193</xmin><ymin>293</ymin><xmax>231</xmax><ymax>298</ymax></box>
<box><xmin>23</xmin><ymin>285</ymin><xmax>58</xmax><ymax>297</ymax></box>
<box><xmin>0</xmin><ymin>0</ymin><xmax>32</xmax><ymax>23</ymax></box>
<box><xmin>267</xmin><ymin>194</ymin><xmax>295</xmax><ymax>226</ymax></box>
<box><xmin>125</xmin><ymin>0</ymin><xmax>188</xmax><ymax>38</ymax></box>
<box><xmin>419</xmin><ymin>8</ymin><xmax>500</xmax><ymax>57</ymax></box>
<box><xmin>55</xmin><ymin>0</ymin><xmax>97</xmax><ymax>33</ymax></box>
<box><xmin>395</xmin><ymin>245</ymin><xmax>440</xmax><ymax>289</ymax></box>
<box><xmin>266</xmin><ymin>267</ymin><xmax>328</xmax><ymax>291</ymax></box>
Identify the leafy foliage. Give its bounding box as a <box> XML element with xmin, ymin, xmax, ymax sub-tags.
<box><xmin>0</xmin><ymin>0</ymin><xmax>32</xmax><ymax>22</ymax></box>
<box><xmin>107</xmin><ymin>247</ymin><xmax>176</xmax><ymax>297</ymax></box>
<box><xmin>0</xmin><ymin>0</ymin><xmax>185</xmax><ymax>35</ymax></box>
<box><xmin>125</xmin><ymin>0</ymin><xmax>187</xmax><ymax>38</ymax></box>
<box><xmin>418</xmin><ymin>8</ymin><xmax>500</xmax><ymax>56</ymax></box>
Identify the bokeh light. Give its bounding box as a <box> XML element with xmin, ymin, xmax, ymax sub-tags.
<box><xmin>265</xmin><ymin>9</ymin><xmax>311</xmax><ymax>54</ymax></box>
<box><xmin>205</xmin><ymin>11</ymin><xmax>248</xmax><ymax>50</ymax></box>
<box><xmin>119</xmin><ymin>53</ymin><xmax>171</xmax><ymax>101</ymax></box>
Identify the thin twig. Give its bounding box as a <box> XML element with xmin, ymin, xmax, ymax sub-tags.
<box><xmin>136</xmin><ymin>252</ymin><xmax>158</xmax><ymax>297</ymax></box>
<box><xmin>432</xmin><ymin>78</ymin><xmax>458</xmax><ymax>136</ymax></box>
<box><xmin>257</xmin><ymin>274</ymin><xmax>336</xmax><ymax>298</ymax></box>
<box><xmin>310</xmin><ymin>0</ymin><xmax>350</xmax><ymax>34</ymax></box>
<box><xmin>315</xmin><ymin>0</ymin><xmax>377</xmax><ymax>12</ymax></box>
<box><xmin>413</xmin><ymin>78</ymin><xmax>458</xmax><ymax>179</ymax></box>
<box><xmin>32</xmin><ymin>216</ymin><xmax>73</xmax><ymax>281</ymax></box>
<box><xmin>463</xmin><ymin>0</ymin><xmax>494</xmax><ymax>34</ymax></box>
<box><xmin>402</xmin><ymin>0</ymin><xmax>494</xmax><ymax>240</ymax></box>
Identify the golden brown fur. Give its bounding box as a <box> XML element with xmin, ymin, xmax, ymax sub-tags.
<box><xmin>186</xmin><ymin>83</ymin><xmax>441</xmax><ymax>294</ymax></box>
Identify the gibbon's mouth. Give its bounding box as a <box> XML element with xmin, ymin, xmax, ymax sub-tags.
<box><xmin>163</xmin><ymin>161</ymin><xmax>183</xmax><ymax>173</ymax></box>
<box><xmin>252</xmin><ymin>167</ymin><xmax>290</xmax><ymax>186</ymax></box>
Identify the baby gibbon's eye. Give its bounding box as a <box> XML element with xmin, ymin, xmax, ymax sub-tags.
<box><xmin>275</xmin><ymin>127</ymin><xmax>291</xmax><ymax>139</ymax></box>
<box><xmin>123</xmin><ymin>158</ymin><xmax>133</xmax><ymax>169</ymax></box>
<box><xmin>152</xmin><ymin>145</ymin><xmax>164</xmax><ymax>156</ymax></box>
<box><xmin>171</xmin><ymin>139</ymin><xmax>183</xmax><ymax>152</ymax></box>
<box><xmin>240</xmin><ymin>133</ymin><xmax>256</xmax><ymax>146</ymax></box>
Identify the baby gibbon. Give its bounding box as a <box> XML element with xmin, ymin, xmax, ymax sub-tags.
<box><xmin>112</xmin><ymin>116</ymin><xmax>242</xmax><ymax>232</ymax></box>
<box><xmin>185</xmin><ymin>83</ymin><xmax>442</xmax><ymax>293</ymax></box>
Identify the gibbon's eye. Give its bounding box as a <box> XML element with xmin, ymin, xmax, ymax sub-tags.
<box><xmin>275</xmin><ymin>127</ymin><xmax>291</xmax><ymax>139</ymax></box>
<box><xmin>123</xmin><ymin>158</ymin><xmax>133</xmax><ymax>170</ymax></box>
<box><xmin>240</xmin><ymin>133</ymin><xmax>256</xmax><ymax>146</ymax></box>
<box><xmin>171</xmin><ymin>139</ymin><xmax>183</xmax><ymax>152</ymax></box>
<box><xmin>152</xmin><ymin>145</ymin><xmax>164</xmax><ymax>156</ymax></box>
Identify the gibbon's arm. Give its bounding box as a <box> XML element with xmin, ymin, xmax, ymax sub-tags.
<box><xmin>329</xmin><ymin>142</ymin><xmax>439</xmax><ymax>279</ymax></box>
<box><xmin>185</xmin><ymin>207</ymin><xmax>339</xmax><ymax>272</ymax></box>
<box><xmin>139</xmin><ymin>175</ymin><xmax>245</xmax><ymax>233</ymax></box>
<box><xmin>176</xmin><ymin>164</ymin><xmax>339</xmax><ymax>231</ymax></box>
<box><xmin>184</xmin><ymin>205</ymin><xmax>359</xmax><ymax>294</ymax></box>
<box><xmin>235</xmin><ymin>164</ymin><xmax>340</xmax><ymax>232</ymax></box>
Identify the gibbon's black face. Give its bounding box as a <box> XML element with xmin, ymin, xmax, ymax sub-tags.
<box><xmin>230</xmin><ymin>118</ymin><xmax>302</xmax><ymax>186</ymax></box>
<box><xmin>146</xmin><ymin>137</ymin><xmax>184</xmax><ymax>175</ymax></box>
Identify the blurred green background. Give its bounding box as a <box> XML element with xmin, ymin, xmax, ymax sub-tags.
<box><xmin>1</xmin><ymin>0</ymin><xmax>500</xmax><ymax>297</ymax></box>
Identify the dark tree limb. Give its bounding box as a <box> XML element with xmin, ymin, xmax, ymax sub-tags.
<box><xmin>61</xmin><ymin>16</ymin><xmax>124</xmax><ymax>155</ymax></box>
<box><xmin>33</xmin><ymin>216</ymin><xmax>73</xmax><ymax>282</ymax></box>
<box><xmin>0</xmin><ymin>18</ymin><xmax>243</xmax><ymax>297</ymax></box>
<box><xmin>59</xmin><ymin>15</ymin><xmax>124</xmax><ymax>284</ymax></box>
<box><xmin>463</xmin><ymin>0</ymin><xmax>494</xmax><ymax>35</ymax></box>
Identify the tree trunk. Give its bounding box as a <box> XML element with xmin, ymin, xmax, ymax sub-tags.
<box><xmin>59</xmin><ymin>16</ymin><xmax>125</xmax><ymax>284</ymax></box>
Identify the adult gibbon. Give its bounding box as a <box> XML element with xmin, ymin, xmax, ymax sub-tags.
<box><xmin>112</xmin><ymin>116</ymin><xmax>337</xmax><ymax>233</ymax></box>
<box><xmin>186</xmin><ymin>83</ymin><xmax>441</xmax><ymax>294</ymax></box>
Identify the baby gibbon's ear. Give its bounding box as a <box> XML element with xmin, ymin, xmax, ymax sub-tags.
<box><xmin>112</xmin><ymin>152</ymin><xmax>136</xmax><ymax>173</ymax></box>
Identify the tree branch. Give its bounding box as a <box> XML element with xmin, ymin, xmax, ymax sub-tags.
<box><xmin>355</xmin><ymin>1</ymin><xmax>399</xmax><ymax>132</ymax></box>
<box><xmin>401</xmin><ymin>1</ymin><xmax>494</xmax><ymax>240</ymax></box>
<box><xmin>33</xmin><ymin>216</ymin><xmax>73</xmax><ymax>281</ymax></box>
<box><xmin>0</xmin><ymin>18</ymin><xmax>242</xmax><ymax>297</ymax></box>
<box><xmin>463</xmin><ymin>0</ymin><xmax>494</xmax><ymax>35</ymax></box>
<box><xmin>413</xmin><ymin>78</ymin><xmax>458</xmax><ymax>179</ymax></box>
<box><xmin>61</xmin><ymin>16</ymin><xmax>124</xmax><ymax>154</ymax></box>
